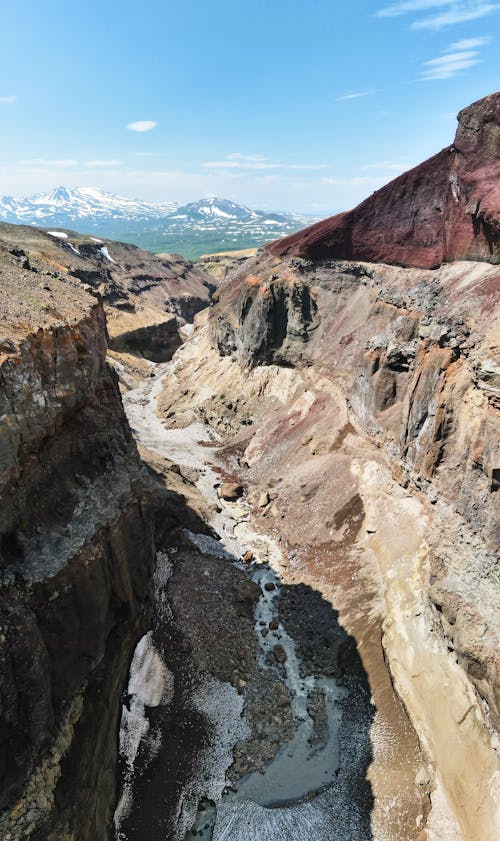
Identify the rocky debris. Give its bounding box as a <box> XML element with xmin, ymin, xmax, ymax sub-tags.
<box><xmin>269</xmin><ymin>92</ymin><xmax>500</xmax><ymax>269</ymax></box>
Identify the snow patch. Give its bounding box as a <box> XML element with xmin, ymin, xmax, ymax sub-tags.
<box><xmin>100</xmin><ymin>245</ymin><xmax>116</xmax><ymax>263</ymax></box>
<box><xmin>47</xmin><ymin>230</ymin><xmax>68</xmax><ymax>239</ymax></box>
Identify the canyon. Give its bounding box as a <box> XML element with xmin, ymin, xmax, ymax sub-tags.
<box><xmin>0</xmin><ymin>91</ymin><xmax>499</xmax><ymax>841</ymax></box>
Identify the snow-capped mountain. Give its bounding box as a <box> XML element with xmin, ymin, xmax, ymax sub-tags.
<box><xmin>170</xmin><ymin>197</ymin><xmax>257</xmax><ymax>221</ymax></box>
<box><xmin>0</xmin><ymin>186</ymin><xmax>177</xmax><ymax>224</ymax></box>
<box><xmin>0</xmin><ymin>187</ymin><xmax>317</xmax><ymax>259</ymax></box>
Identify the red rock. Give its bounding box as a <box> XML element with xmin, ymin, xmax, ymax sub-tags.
<box><xmin>268</xmin><ymin>92</ymin><xmax>500</xmax><ymax>270</ymax></box>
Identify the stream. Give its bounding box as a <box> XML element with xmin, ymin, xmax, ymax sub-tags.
<box><xmin>116</xmin><ymin>356</ymin><xmax>373</xmax><ymax>841</ymax></box>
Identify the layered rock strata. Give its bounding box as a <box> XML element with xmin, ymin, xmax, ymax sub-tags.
<box><xmin>0</xmin><ymin>263</ymin><xmax>154</xmax><ymax>840</ymax></box>
<box><xmin>158</xmin><ymin>246</ymin><xmax>499</xmax><ymax>838</ymax></box>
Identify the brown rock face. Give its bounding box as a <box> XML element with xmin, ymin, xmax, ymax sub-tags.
<box><xmin>269</xmin><ymin>92</ymin><xmax>500</xmax><ymax>269</ymax></box>
<box><xmin>171</xmin><ymin>240</ymin><xmax>499</xmax><ymax>836</ymax></box>
<box><xmin>0</xmin><ymin>271</ymin><xmax>154</xmax><ymax>839</ymax></box>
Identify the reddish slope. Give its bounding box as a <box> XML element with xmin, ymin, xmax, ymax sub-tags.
<box><xmin>269</xmin><ymin>92</ymin><xmax>500</xmax><ymax>269</ymax></box>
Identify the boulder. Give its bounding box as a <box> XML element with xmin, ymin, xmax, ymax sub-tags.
<box><xmin>219</xmin><ymin>482</ymin><xmax>244</xmax><ymax>501</ymax></box>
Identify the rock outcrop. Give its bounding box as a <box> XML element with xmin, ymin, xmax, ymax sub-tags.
<box><xmin>269</xmin><ymin>92</ymin><xmax>500</xmax><ymax>268</ymax></box>
<box><xmin>0</xmin><ymin>222</ymin><xmax>214</xmax><ymax>362</ymax></box>
<box><xmin>0</xmin><ymin>253</ymin><xmax>155</xmax><ymax>839</ymax></box>
<box><xmin>156</xmin><ymin>94</ymin><xmax>500</xmax><ymax>839</ymax></box>
<box><xmin>162</xmin><ymin>249</ymin><xmax>500</xmax><ymax>839</ymax></box>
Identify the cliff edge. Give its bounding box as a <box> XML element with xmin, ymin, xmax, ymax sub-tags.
<box><xmin>269</xmin><ymin>92</ymin><xmax>500</xmax><ymax>268</ymax></box>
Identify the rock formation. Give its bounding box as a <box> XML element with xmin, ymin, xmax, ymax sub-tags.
<box><xmin>0</xmin><ymin>228</ymin><xmax>215</xmax><ymax>840</ymax></box>
<box><xmin>270</xmin><ymin>91</ymin><xmax>500</xmax><ymax>269</ymax></box>
<box><xmin>155</xmin><ymin>93</ymin><xmax>500</xmax><ymax>839</ymax></box>
<box><xmin>0</xmin><ymin>222</ymin><xmax>214</xmax><ymax>362</ymax></box>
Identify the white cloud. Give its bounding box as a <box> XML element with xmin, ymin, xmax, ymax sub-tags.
<box><xmin>18</xmin><ymin>158</ymin><xmax>78</xmax><ymax>167</ymax></box>
<box><xmin>376</xmin><ymin>0</ymin><xmax>499</xmax><ymax>29</ymax></box>
<box><xmin>413</xmin><ymin>3</ymin><xmax>499</xmax><ymax>29</ymax></box>
<box><xmin>449</xmin><ymin>35</ymin><xmax>490</xmax><ymax>48</ymax></box>
<box><xmin>0</xmin><ymin>95</ymin><xmax>17</xmax><ymax>104</ymax></box>
<box><xmin>422</xmin><ymin>47</ymin><xmax>482</xmax><ymax>78</ymax></box>
<box><xmin>203</xmin><ymin>155</ymin><xmax>327</xmax><ymax>171</ymax></box>
<box><xmin>85</xmin><ymin>159</ymin><xmax>123</xmax><ymax>167</ymax></box>
<box><xmin>377</xmin><ymin>0</ymin><xmax>455</xmax><ymax>17</ymax></box>
<box><xmin>336</xmin><ymin>91</ymin><xmax>372</xmax><ymax>101</ymax></box>
<box><xmin>227</xmin><ymin>153</ymin><xmax>269</xmax><ymax>162</ymax></box>
<box><xmin>126</xmin><ymin>120</ymin><xmax>157</xmax><ymax>132</ymax></box>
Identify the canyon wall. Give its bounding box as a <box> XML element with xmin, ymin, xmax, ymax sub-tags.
<box><xmin>0</xmin><ymin>252</ymin><xmax>156</xmax><ymax>839</ymax></box>
<box><xmin>159</xmin><ymin>244</ymin><xmax>499</xmax><ymax>837</ymax></box>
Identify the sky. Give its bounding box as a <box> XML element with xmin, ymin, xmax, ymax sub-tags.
<box><xmin>0</xmin><ymin>0</ymin><xmax>499</xmax><ymax>214</ymax></box>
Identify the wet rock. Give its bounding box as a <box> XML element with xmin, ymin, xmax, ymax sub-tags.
<box><xmin>273</xmin><ymin>644</ymin><xmax>288</xmax><ymax>664</ymax></box>
<box><xmin>233</xmin><ymin>580</ymin><xmax>261</xmax><ymax>605</ymax></box>
<box><xmin>269</xmin><ymin>619</ymin><xmax>279</xmax><ymax>631</ymax></box>
<box><xmin>264</xmin><ymin>582</ymin><xmax>276</xmax><ymax>592</ymax></box>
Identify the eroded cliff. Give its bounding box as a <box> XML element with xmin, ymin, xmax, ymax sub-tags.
<box><xmin>0</xmin><ymin>249</ymin><xmax>157</xmax><ymax>840</ymax></box>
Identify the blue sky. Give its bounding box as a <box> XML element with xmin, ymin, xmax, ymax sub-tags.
<box><xmin>0</xmin><ymin>0</ymin><xmax>499</xmax><ymax>212</ymax></box>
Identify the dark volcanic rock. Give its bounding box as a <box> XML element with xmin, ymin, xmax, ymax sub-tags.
<box><xmin>269</xmin><ymin>92</ymin><xmax>500</xmax><ymax>269</ymax></box>
<box><xmin>0</xmin><ymin>275</ymin><xmax>155</xmax><ymax>840</ymax></box>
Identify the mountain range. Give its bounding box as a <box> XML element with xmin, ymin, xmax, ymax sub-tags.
<box><xmin>0</xmin><ymin>187</ymin><xmax>317</xmax><ymax>258</ymax></box>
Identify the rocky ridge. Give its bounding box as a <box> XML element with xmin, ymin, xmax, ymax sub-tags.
<box><xmin>270</xmin><ymin>92</ymin><xmax>500</xmax><ymax>268</ymax></box>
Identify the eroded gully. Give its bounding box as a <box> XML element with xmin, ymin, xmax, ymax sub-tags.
<box><xmin>114</xmin><ymin>356</ymin><xmax>376</xmax><ymax>841</ymax></box>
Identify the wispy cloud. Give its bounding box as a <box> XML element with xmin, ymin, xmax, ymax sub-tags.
<box><xmin>421</xmin><ymin>39</ymin><xmax>485</xmax><ymax>78</ymax></box>
<box><xmin>376</xmin><ymin>0</ymin><xmax>499</xmax><ymax>29</ymax></box>
<box><xmin>377</xmin><ymin>0</ymin><xmax>456</xmax><ymax>17</ymax></box>
<box><xmin>18</xmin><ymin>158</ymin><xmax>78</xmax><ymax>167</ymax></box>
<box><xmin>449</xmin><ymin>35</ymin><xmax>490</xmax><ymax>47</ymax></box>
<box><xmin>0</xmin><ymin>95</ymin><xmax>17</xmax><ymax>104</ymax></box>
<box><xmin>203</xmin><ymin>153</ymin><xmax>328</xmax><ymax>171</ymax></box>
<box><xmin>126</xmin><ymin>120</ymin><xmax>157</xmax><ymax>132</ymax></box>
<box><xmin>414</xmin><ymin>3</ymin><xmax>499</xmax><ymax>29</ymax></box>
<box><xmin>85</xmin><ymin>159</ymin><xmax>123</xmax><ymax>167</ymax></box>
<box><xmin>336</xmin><ymin>91</ymin><xmax>372</xmax><ymax>101</ymax></box>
